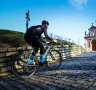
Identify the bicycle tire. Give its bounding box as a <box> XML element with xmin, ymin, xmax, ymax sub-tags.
<box><xmin>12</xmin><ymin>52</ymin><xmax>39</xmax><ymax>78</ymax></box>
<box><xmin>46</xmin><ymin>50</ymin><xmax>62</xmax><ymax>70</ymax></box>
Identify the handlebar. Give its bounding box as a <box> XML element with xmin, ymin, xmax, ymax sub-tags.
<box><xmin>44</xmin><ymin>39</ymin><xmax>57</xmax><ymax>46</ymax></box>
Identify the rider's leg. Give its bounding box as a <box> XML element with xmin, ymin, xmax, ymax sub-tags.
<box><xmin>30</xmin><ymin>36</ymin><xmax>46</xmax><ymax>64</ymax></box>
<box><xmin>24</xmin><ymin>40</ymin><xmax>34</xmax><ymax>63</ymax></box>
<box><xmin>28</xmin><ymin>47</ymin><xmax>39</xmax><ymax>63</ymax></box>
<box><xmin>40</xmin><ymin>54</ymin><xmax>45</xmax><ymax>63</ymax></box>
<box><xmin>32</xmin><ymin>47</ymin><xmax>39</xmax><ymax>56</ymax></box>
<box><xmin>38</xmin><ymin>42</ymin><xmax>46</xmax><ymax>63</ymax></box>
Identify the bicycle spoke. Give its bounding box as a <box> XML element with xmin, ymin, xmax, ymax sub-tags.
<box><xmin>12</xmin><ymin>52</ymin><xmax>39</xmax><ymax>78</ymax></box>
<box><xmin>46</xmin><ymin>50</ymin><xmax>62</xmax><ymax>70</ymax></box>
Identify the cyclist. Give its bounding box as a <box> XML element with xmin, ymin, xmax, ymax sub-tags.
<box><xmin>24</xmin><ymin>20</ymin><xmax>53</xmax><ymax>65</ymax></box>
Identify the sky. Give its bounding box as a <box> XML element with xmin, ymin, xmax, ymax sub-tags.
<box><xmin>0</xmin><ymin>0</ymin><xmax>96</xmax><ymax>47</ymax></box>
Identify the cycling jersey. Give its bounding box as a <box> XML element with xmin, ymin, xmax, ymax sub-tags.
<box><xmin>24</xmin><ymin>25</ymin><xmax>53</xmax><ymax>55</ymax></box>
<box><xmin>24</xmin><ymin>25</ymin><xmax>52</xmax><ymax>41</ymax></box>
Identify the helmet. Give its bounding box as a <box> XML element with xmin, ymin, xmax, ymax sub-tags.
<box><xmin>42</xmin><ymin>20</ymin><xmax>49</xmax><ymax>25</ymax></box>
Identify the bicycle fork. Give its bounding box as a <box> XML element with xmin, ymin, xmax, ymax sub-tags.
<box><xmin>45</xmin><ymin>48</ymin><xmax>55</xmax><ymax>60</ymax></box>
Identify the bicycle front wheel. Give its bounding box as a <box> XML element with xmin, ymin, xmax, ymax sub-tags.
<box><xmin>12</xmin><ymin>53</ymin><xmax>39</xmax><ymax>78</ymax></box>
<box><xmin>46</xmin><ymin>50</ymin><xmax>62</xmax><ymax>70</ymax></box>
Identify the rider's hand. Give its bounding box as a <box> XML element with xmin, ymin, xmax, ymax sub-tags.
<box><xmin>42</xmin><ymin>40</ymin><xmax>46</xmax><ymax>43</ymax></box>
<box><xmin>46</xmin><ymin>41</ymin><xmax>49</xmax><ymax>44</ymax></box>
<box><xmin>53</xmin><ymin>39</ymin><xmax>57</xmax><ymax>43</ymax></box>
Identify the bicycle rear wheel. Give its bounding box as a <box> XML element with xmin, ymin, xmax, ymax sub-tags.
<box><xmin>12</xmin><ymin>52</ymin><xmax>39</xmax><ymax>78</ymax></box>
<box><xmin>46</xmin><ymin>50</ymin><xmax>62</xmax><ymax>70</ymax></box>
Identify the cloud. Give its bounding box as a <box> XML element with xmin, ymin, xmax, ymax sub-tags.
<box><xmin>69</xmin><ymin>0</ymin><xmax>88</xmax><ymax>9</ymax></box>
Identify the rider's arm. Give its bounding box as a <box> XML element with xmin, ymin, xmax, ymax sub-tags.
<box><xmin>43</xmin><ymin>27</ymin><xmax>53</xmax><ymax>41</ymax></box>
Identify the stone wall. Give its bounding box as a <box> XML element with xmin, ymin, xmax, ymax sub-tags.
<box><xmin>0</xmin><ymin>45</ymin><xmax>85</xmax><ymax>75</ymax></box>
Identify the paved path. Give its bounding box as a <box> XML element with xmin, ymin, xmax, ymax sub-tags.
<box><xmin>0</xmin><ymin>52</ymin><xmax>96</xmax><ymax>90</ymax></box>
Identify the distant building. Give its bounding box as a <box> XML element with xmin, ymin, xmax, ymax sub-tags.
<box><xmin>84</xmin><ymin>24</ymin><xmax>96</xmax><ymax>51</ymax></box>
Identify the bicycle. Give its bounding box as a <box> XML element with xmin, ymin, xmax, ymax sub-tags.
<box><xmin>12</xmin><ymin>40</ymin><xmax>62</xmax><ymax>78</ymax></box>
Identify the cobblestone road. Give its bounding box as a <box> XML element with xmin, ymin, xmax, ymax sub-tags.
<box><xmin>0</xmin><ymin>52</ymin><xmax>96</xmax><ymax>90</ymax></box>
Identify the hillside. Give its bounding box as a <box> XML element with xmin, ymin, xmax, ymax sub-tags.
<box><xmin>0</xmin><ymin>29</ymin><xmax>76</xmax><ymax>48</ymax></box>
<box><xmin>0</xmin><ymin>29</ymin><xmax>27</xmax><ymax>47</ymax></box>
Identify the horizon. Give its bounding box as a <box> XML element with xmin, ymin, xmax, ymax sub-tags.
<box><xmin>1</xmin><ymin>0</ymin><xmax>96</xmax><ymax>47</ymax></box>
